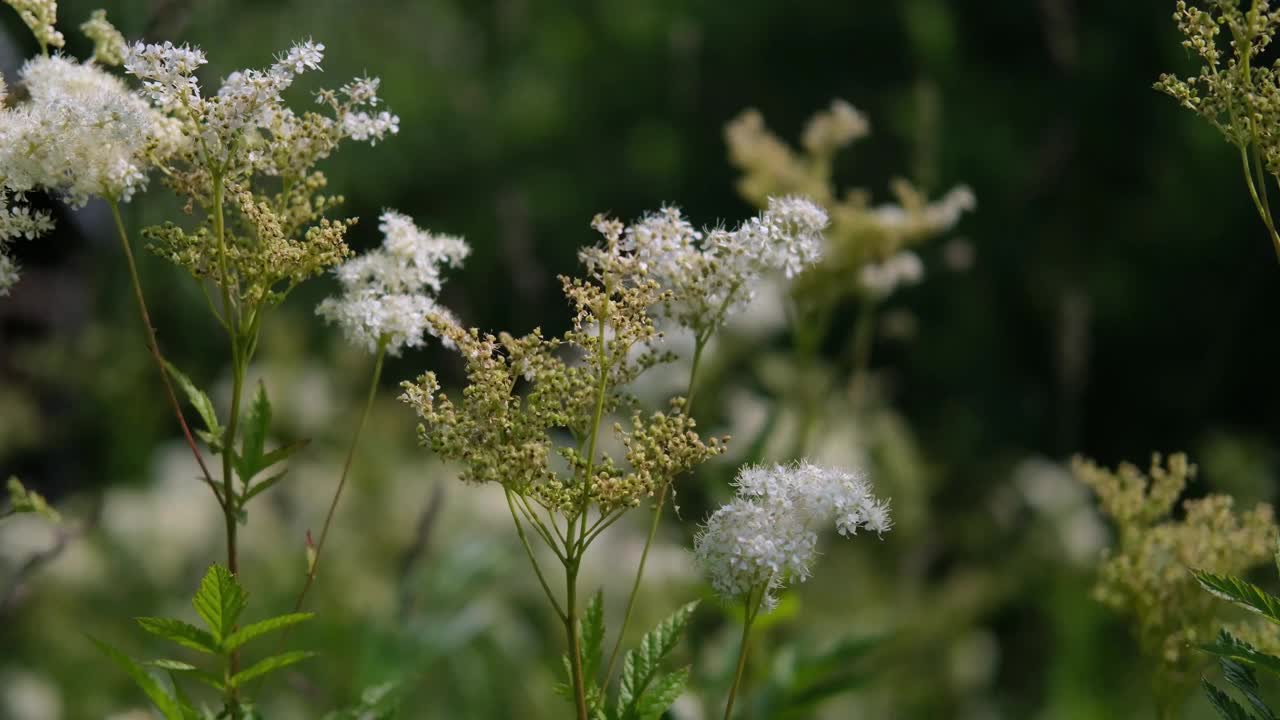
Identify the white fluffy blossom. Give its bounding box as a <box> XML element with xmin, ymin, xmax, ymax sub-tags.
<box><xmin>124</xmin><ymin>39</ymin><xmax>398</xmax><ymax>171</ymax></box>
<box><xmin>0</xmin><ymin>190</ymin><xmax>55</xmax><ymax>296</ymax></box>
<box><xmin>317</xmin><ymin>210</ymin><xmax>469</xmax><ymax>355</ymax></box>
<box><xmin>586</xmin><ymin>195</ymin><xmax>827</xmax><ymax>340</ymax></box>
<box><xmin>858</xmin><ymin>250</ymin><xmax>925</xmax><ymax>298</ymax></box>
<box><xmin>0</xmin><ymin>56</ymin><xmax>180</xmax><ymax>206</ymax></box>
<box><xmin>871</xmin><ymin>185</ymin><xmax>977</xmax><ymax>237</ymax></box>
<box><xmin>694</xmin><ymin>461</ymin><xmax>891</xmax><ymax>611</ymax></box>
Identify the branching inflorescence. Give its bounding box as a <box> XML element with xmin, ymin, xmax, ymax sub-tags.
<box><xmin>1158</xmin><ymin>0</ymin><xmax>1280</xmax><ymax>259</ymax></box>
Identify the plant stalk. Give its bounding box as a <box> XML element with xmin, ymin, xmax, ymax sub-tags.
<box><xmin>292</xmin><ymin>338</ymin><xmax>388</xmax><ymax>612</ymax></box>
<box><xmin>108</xmin><ymin>200</ymin><xmax>220</xmax><ymax>500</ymax></box>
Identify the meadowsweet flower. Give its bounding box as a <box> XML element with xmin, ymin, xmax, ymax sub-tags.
<box><xmin>858</xmin><ymin>250</ymin><xmax>924</xmax><ymax>298</ymax></box>
<box><xmin>3</xmin><ymin>0</ymin><xmax>64</xmax><ymax>50</ymax></box>
<box><xmin>80</xmin><ymin>10</ymin><xmax>126</xmax><ymax>66</ymax></box>
<box><xmin>125</xmin><ymin>39</ymin><xmax>400</xmax><ymax>306</ymax></box>
<box><xmin>726</xmin><ymin>103</ymin><xmax>975</xmax><ymax>303</ymax></box>
<box><xmin>0</xmin><ymin>190</ymin><xmax>54</xmax><ymax>296</ymax></box>
<box><xmin>0</xmin><ymin>56</ymin><xmax>180</xmax><ymax>205</ymax></box>
<box><xmin>694</xmin><ymin>461</ymin><xmax>891</xmax><ymax>610</ymax></box>
<box><xmin>584</xmin><ymin>196</ymin><xmax>827</xmax><ymax>340</ymax></box>
<box><xmin>317</xmin><ymin>210</ymin><xmax>470</xmax><ymax>355</ymax></box>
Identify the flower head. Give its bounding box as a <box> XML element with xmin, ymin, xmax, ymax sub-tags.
<box><xmin>584</xmin><ymin>196</ymin><xmax>827</xmax><ymax>339</ymax></box>
<box><xmin>4</xmin><ymin>0</ymin><xmax>64</xmax><ymax>50</ymax></box>
<box><xmin>317</xmin><ymin>210</ymin><xmax>469</xmax><ymax>355</ymax></box>
<box><xmin>694</xmin><ymin>461</ymin><xmax>890</xmax><ymax>610</ymax></box>
<box><xmin>0</xmin><ymin>55</ymin><xmax>180</xmax><ymax>205</ymax></box>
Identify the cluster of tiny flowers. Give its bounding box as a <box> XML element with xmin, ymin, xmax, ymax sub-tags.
<box><xmin>123</xmin><ymin>39</ymin><xmax>398</xmax><ymax>171</ymax></box>
<box><xmin>0</xmin><ymin>190</ymin><xmax>55</xmax><ymax>296</ymax></box>
<box><xmin>317</xmin><ymin>210</ymin><xmax>469</xmax><ymax>355</ymax></box>
<box><xmin>870</xmin><ymin>185</ymin><xmax>977</xmax><ymax>237</ymax></box>
<box><xmin>80</xmin><ymin>9</ymin><xmax>126</xmax><ymax>66</ymax></box>
<box><xmin>858</xmin><ymin>250</ymin><xmax>924</xmax><ymax>298</ymax></box>
<box><xmin>587</xmin><ymin>195</ymin><xmax>827</xmax><ymax>337</ymax></box>
<box><xmin>0</xmin><ymin>55</ymin><xmax>181</xmax><ymax>206</ymax></box>
<box><xmin>3</xmin><ymin>0</ymin><xmax>63</xmax><ymax>51</ymax></box>
<box><xmin>694</xmin><ymin>461</ymin><xmax>890</xmax><ymax>610</ymax></box>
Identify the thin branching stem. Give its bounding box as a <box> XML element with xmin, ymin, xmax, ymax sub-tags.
<box><xmin>292</xmin><ymin>337</ymin><xmax>388</xmax><ymax>613</ymax></box>
<box><xmin>723</xmin><ymin>584</ymin><xmax>767</xmax><ymax>720</ymax></box>
<box><xmin>108</xmin><ymin>200</ymin><xmax>223</xmax><ymax>506</ymax></box>
<box><xmin>505</xmin><ymin>488</ymin><xmax>567</xmax><ymax>622</ymax></box>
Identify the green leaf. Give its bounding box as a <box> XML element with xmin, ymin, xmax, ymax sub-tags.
<box><xmin>163</xmin><ymin>361</ymin><xmax>222</xmax><ymax>448</ymax></box>
<box><xmin>91</xmin><ymin>637</ymin><xmax>185</xmax><ymax>720</ymax></box>
<box><xmin>259</xmin><ymin>438</ymin><xmax>310</xmax><ymax>471</ymax></box>
<box><xmin>1223</xmin><ymin>656</ymin><xmax>1278</xmax><ymax>720</ymax></box>
<box><xmin>227</xmin><ymin>650</ymin><xmax>315</xmax><ymax>687</ymax></box>
<box><xmin>1195</xmin><ymin>571</ymin><xmax>1280</xmax><ymax>625</ymax></box>
<box><xmin>581</xmin><ymin>589</ymin><xmax>605</xmax><ymax>679</ymax></box>
<box><xmin>6</xmin><ymin>476</ymin><xmax>61</xmax><ymax>522</ymax></box>
<box><xmin>631</xmin><ymin>667</ymin><xmax>689</xmax><ymax>720</ymax></box>
<box><xmin>146</xmin><ymin>660</ymin><xmax>225</xmax><ymax>691</ymax></box>
<box><xmin>617</xmin><ymin>601</ymin><xmax>697</xmax><ymax>719</ymax></box>
<box><xmin>236</xmin><ymin>381</ymin><xmax>272</xmax><ymax>485</ymax></box>
<box><xmin>223</xmin><ymin>612</ymin><xmax>314</xmax><ymax>651</ymax></box>
<box><xmin>192</xmin><ymin>564</ymin><xmax>247</xmax><ymax>644</ymax></box>
<box><xmin>1205</xmin><ymin>679</ymin><xmax>1262</xmax><ymax>720</ymax></box>
<box><xmin>242</xmin><ymin>468</ymin><xmax>289</xmax><ymax>504</ymax></box>
<box><xmin>135</xmin><ymin>617</ymin><xmax>218</xmax><ymax>654</ymax></box>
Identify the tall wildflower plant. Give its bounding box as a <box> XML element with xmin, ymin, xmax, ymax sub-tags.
<box><xmin>1074</xmin><ymin>453</ymin><xmax>1280</xmax><ymax>717</ymax></box>
<box><xmin>400</xmin><ymin>199</ymin><xmax>829</xmax><ymax>719</ymax></box>
<box><xmin>0</xmin><ymin>3</ymin><xmax>448</xmax><ymax>715</ymax></box>
<box><xmin>1157</xmin><ymin>0</ymin><xmax>1280</xmax><ymax>260</ymax></box>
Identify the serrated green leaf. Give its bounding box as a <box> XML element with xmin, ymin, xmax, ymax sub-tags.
<box><xmin>617</xmin><ymin>601</ymin><xmax>697</xmax><ymax>718</ymax></box>
<box><xmin>223</xmin><ymin>612</ymin><xmax>313</xmax><ymax>651</ymax></box>
<box><xmin>1203</xmin><ymin>629</ymin><xmax>1280</xmax><ymax>678</ymax></box>
<box><xmin>227</xmin><ymin>650</ymin><xmax>315</xmax><ymax>687</ymax></box>
<box><xmin>192</xmin><ymin>564</ymin><xmax>247</xmax><ymax>643</ymax></box>
<box><xmin>1205</xmin><ymin>678</ymin><xmax>1262</xmax><ymax>720</ymax></box>
<box><xmin>163</xmin><ymin>361</ymin><xmax>222</xmax><ymax>448</ymax></box>
<box><xmin>631</xmin><ymin>667</ymin><xmax>689</xmax><ymax>720</ymax></box>
<box><xmin>582</xmin><ymin>590</ymin><xmax>605</xmax><ymax>679</ymax></box>
<box><xmin>136</xmin><ymin>617</ymin><xmax>219</xmax><ymax>654</ymax></box>
<box><xmin>236</xmin><ymin>382</ymin><xmax>272</xmax><ymax>486</ymax></box>
<box><xmin>91</xmin><ymin>637</ymin><xmax>185</xmax><ymax>720</ymax></box>
<box><xmin>1195</xmin><ymin>571</ymin><xmax>1280</xmax><ymax>625</ymax></box>
<box><xmin>1223</xmin><ymin>656</ymin><xmax>1277</xmax><ymax>720</ymax></box>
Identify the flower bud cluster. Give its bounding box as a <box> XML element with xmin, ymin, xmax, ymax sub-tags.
<box><xmin>694</xmin><ymin>461</ymin><xmax>891</xmax><ymax>610</ymax></box>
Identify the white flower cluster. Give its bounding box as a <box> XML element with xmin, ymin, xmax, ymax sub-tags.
<box><xmin>858</xmin><ymin>250</ymin><xmax>924</xmax><ymax>298</ymax></box>
<box><xmin>694</xmin><ymin>461</ymin><xmax>891</xmax><ymax>610</ymax></box>
<box><xmin>317</xmin><ymin>210</ymin><xmax>469</xmax><ymax>355</ymax></box>
<box><xmin>0</xmin><ymin>55</ymin><xmax>182</xmax><ymax>207</ymax></box>
<box><xmin>123</xmin><ymin>39</ymin><xmax>398</xmax><ymax>172</ymax></box>
<box><xmin>871</xmin><ymin>185</ymin><xmax>977</xmax><ymax>237</ymax></box>
<box><xmin>0</xmin><ymin>190</ymin><xmax>55</xmax><ymax>296</ymax></box>
<box><xmin>587</xmin><ymin>195</ymin><xmax>827</xmax><ymax>338</ymax></box>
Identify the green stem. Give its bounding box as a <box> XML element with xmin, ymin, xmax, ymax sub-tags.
<box><xmin>108</xmin><ymin>200</ymin><xmax>221</xmax><ymax>503</ymax></box>
<box><xmin>601</xmin><ymin>334</ymin><xmax>707</xmax><ymax>687</ymax></box>
<box><xmin>292</xmin><ymin>339</ymin><xmax>388</xmax><ymax>613</ymax></box>
<box><xmin>505</xmin><ymin>488</ymin><xmax>567</xmax><ymax>621</ymax></box>
<box><xmin>723</xmin><ymin>587</ymin><xmax>765</xmax><ymax>720</ymax></box>
<box><xmin>566</xmin><ymin>562</ymin><xmax>590</xmax><ymax>720</ymax></box>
